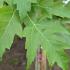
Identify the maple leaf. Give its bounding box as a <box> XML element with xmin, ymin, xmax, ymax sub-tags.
<box><xmin>0</xmin><ymin>6</ymin><xmax>22</xmax><ymax>59</ymax></box>
<box><xmin>0</xmin><ymin>1</ymin><xmax>70</xmax><ymax>70</ymax></box>
<box><xmin>23</xmin><ymin>15</ymin><xmax>70</xmax><ymax>70</ymax></box>
<box><xmin>13</xmin><ymin>0</ymin><xmax>37</xmax><ymax>20</ymax></box>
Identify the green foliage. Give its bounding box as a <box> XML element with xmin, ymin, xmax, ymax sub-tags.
<box><xmin>0</xmin><ymin>0</ymin><xmax>4</xmax><ymax>7</ymax></box>
<box><xmin>0</xmin><ymin>0</ymin><xmax>70</xmax><ymax>70</ymax></box>
<box><xmin>23</xmin><ymin>17</ymin><xmax>70</xmax><ymax>70</ymax></box>
<box><xmin>0</xmin><ymin>6</ymin><xmax>22</xmax><ymax>58</ymax></box>
<box><xmin>47</xmin><ymin>2</ymin><xmax>70</xmax><ymax>18</ymax></box>
<box><xmin>13</xmin><ymin>0</ymin><xmax>37</xmax><ymax>20</ymax></box>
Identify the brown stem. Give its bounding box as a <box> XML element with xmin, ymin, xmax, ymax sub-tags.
<box><xmin>35</xmin><ymin>48</ymin><xmax>47</xmax><ymax>70</ymax></box>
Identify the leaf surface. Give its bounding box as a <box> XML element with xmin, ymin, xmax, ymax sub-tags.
<box><xmin>49</xmin><ymin>2</ymin><xmax>70</xmax><ymax>18</ymax></box>
<box><xmin>0</xmin><ymin>0</ymin><xmax>4</xmax><ymax>7</ymax></box>
<box><xmin>39</xmin><ymin>0</ymin><xmax>70</xmax><ymax>18</ymax></box>
<box><xmin>0</xmin><ymin>6</ymin><xmax>22</xmax><ymax>59</ymax></box>
<box><xmin>23</xmin><ymin>15</ymin><xmax>70</xmax><ymax>70</ymax></box>
<box><xmin>13</xmin><ymin>0</ymin><xmax>37</xmax><ymax>20</ymax></box>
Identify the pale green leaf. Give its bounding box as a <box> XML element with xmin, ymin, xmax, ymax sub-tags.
<box><xmin>13</xmin><ymin>0</ymin><xmax>37</xmax><ymax>20</ymax></box>
<box><xmin>23</xmin><ymin>16</ymin><xmax>70</xmax><ymax>70</ymax></box>
<box><xmin>0</xmin><ymin>6</ymin><xmax>22</xmax><ymax>59</ymax></box>
<box><xmin>0</xmin><ymin>6</ymin><xmax>13</xmax><ymax>37</ymax></box>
